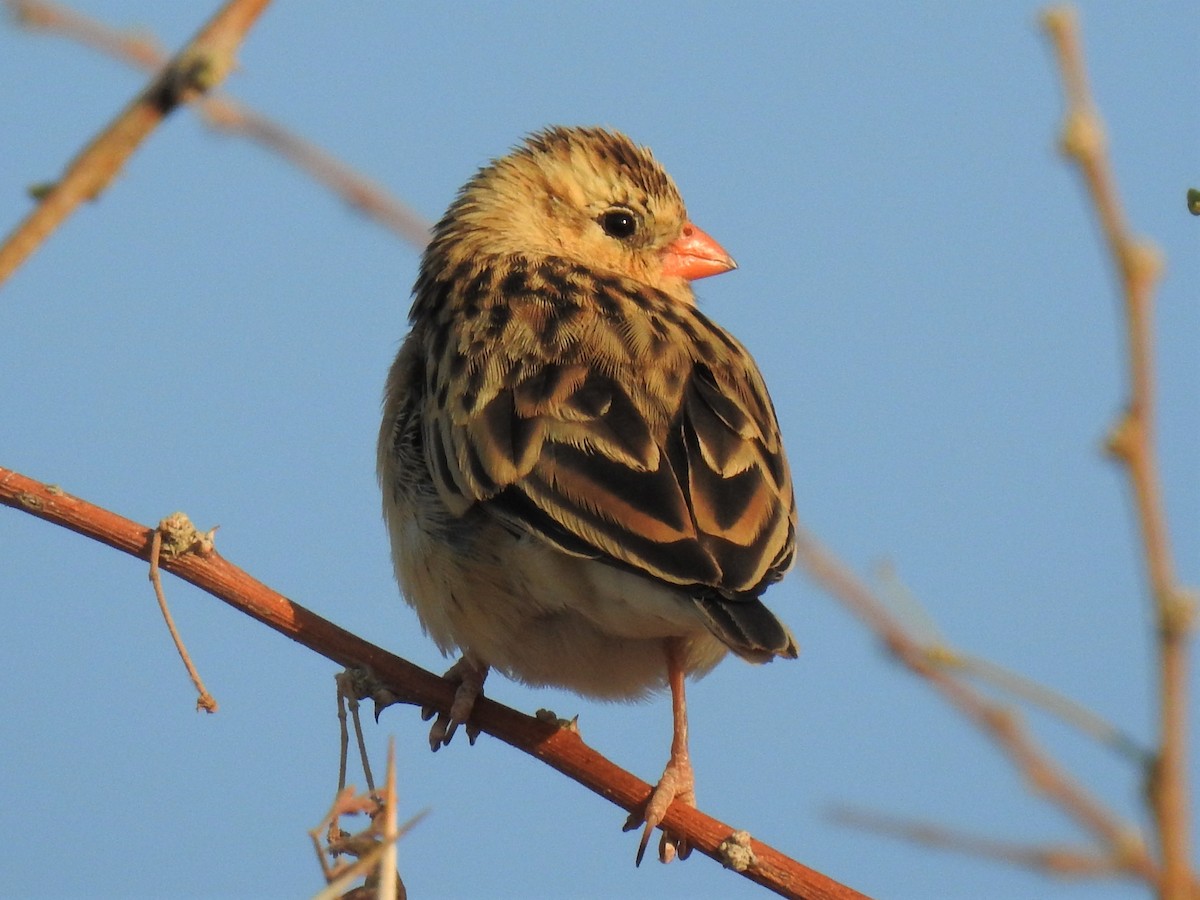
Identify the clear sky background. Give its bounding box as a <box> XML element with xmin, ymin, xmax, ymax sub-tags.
<box><xmin>1</xmin><ymin>4</ymin><xmax>1196</xmax><ymax>899</ymax></box>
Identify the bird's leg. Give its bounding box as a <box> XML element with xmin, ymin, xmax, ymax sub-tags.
<box><xmin>624</xmin><ymin>637</ymin><xmax>696</xmax><ymax>865</ymax></box>
<box><xmin>422</xmin><ymin>655</ymin><xmax>488</xmax><ymax>751</ymax></box>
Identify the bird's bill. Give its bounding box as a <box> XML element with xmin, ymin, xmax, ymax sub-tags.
<box><xmin>660</xmin><ymin>222</ymin><xmax>738</xmax><ymax>281</ymax></box>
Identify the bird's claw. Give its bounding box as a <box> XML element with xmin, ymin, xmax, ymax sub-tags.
<box><xmin>370</xmin><ymin>686</ymin><xmax>400</xmax><ymax>721</ymax></box>
<box><xmin>623</xmin><ymin>762</ymin><xmax>695</xmax><ymax>865</ymax></box>
<box><xmin>425</xmin><ymin>658</ymin><xmax>487</xmax><ymax>751</ymax></box>
<box><xmin>334</xmin><ymin>667</ymin><xmax>400</xmax><ymax>723</ymax></box>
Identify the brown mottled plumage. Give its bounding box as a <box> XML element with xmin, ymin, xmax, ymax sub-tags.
<box><xmin>379</xmin><ymin>126</ymin><xmax>797</xmax><ymax>864</ymax></box>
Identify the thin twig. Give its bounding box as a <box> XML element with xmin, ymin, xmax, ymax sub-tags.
<box><xmin>829</xmin><ymin>807</ymin><xmax>1125</xmax><ymax>880</ymax></box>
<box><xmin>309</xmin><ymin>784</ymin><xmax>414</xmax><ymax>900</ymax></box>
<box><xmin>9</xmin><ymin>0</ymin><xmax>164</xmax><ymax>67</ymax></box>
<box><xmin>311</xmin><ymin>806</ymin><xmax>417</xmax><ymax>900</ymax></box>
<box><xmin>337</xmin><ymin>672</ymin><xmax>377</xmax><ymax>793</ymax></box>
<box><xmin>947</xmin><ymin>652</ymin><xmax>1149</xmax><ymax>765</ymax></box>
<box><xmin>0</xmin><ymin>465</ymin><xmax>869</xmax><ymax>900</ymax></box>
<box><xmin>0</xmin><ymin>0</ymin><xmax>274</xmax><ymax>286</ymax></box>
<box><xmin>5</xmin><ymin>0</ymin><xmax>432</xmax><ymax>250</ymax></box>
<box><xmin>148</xmin><ymin>520</ymin><xmax>218</xmax><ymax>712</ymax></box>
<box><xmin>871</xmin><ymin>560</ymin><xmax>944</xmax><ymax>646</ymax></box>
<box><xmin>378</xmin><ymin>738</ymin><xmax>400</xmax><ymax>900</ymax></box>
<box><xmin>875</xmin><ymin>562</ymin><xmax>1147</xmax><ymax>763</ymax></box>
<box><xmin>1041</xmin><ymin>8</ymin><xmax>1197</xmax><ymax>898</ymax></box>
<box><xmin>793</xmin><ymin>525</ymin><xmax>1157</xmax><ymax>882</ymax></box>
<box><xmin>336</xmin><ymin>676</ymin><xmax>352</xmax><ymax>799</ymax></box>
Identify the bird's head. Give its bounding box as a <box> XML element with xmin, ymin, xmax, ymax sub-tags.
<box><xmin>425</xmin><ymin>126</ymin><xmax>736</xmax><ymax>298</ymax></box>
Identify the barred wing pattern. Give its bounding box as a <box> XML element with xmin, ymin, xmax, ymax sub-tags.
<box><xmin>418</xmin><ymin>257</ymin><xmax>796</xmax><ymax>657</ymax></box>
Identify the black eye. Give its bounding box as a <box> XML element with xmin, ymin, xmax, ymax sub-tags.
<box><xmin>599</xmin><ymin>207</ymin><xmax>638</xmax><ymax>240</ymax></box>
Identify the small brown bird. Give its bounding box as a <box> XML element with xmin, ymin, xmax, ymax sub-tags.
<box><xmin>378</xmin><ymin>126</ymin><xmax>797</xmax><ymax>864</ymax></box>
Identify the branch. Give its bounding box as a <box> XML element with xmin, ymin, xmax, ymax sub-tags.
<box><xmin>875</xmin><ymin>561</ymin><xmax>1149</xmax><ymax>764</ymax></box>
<box><xmin>793</xmin><ymin>526</ymin><xmax>1157</xmax><ymax>882</ymax></box>
<box><xmin>0</xmin><ymin>0</ymin><xmax>274</xmax><ymax>286</ymax></box>
<box><xmin>6</xmin><ymin>0</ymin><xmax>432</xmax><ymax>250</ymax></box>
<box><xmin>828</xmin><ymin>807</ymin><xmax>1125</xmax><ymax>881</ymax></box>
<box><xmin>8</xmin><ymin>0</ymin><xmax>163</xmax><ymax>66</ymax></box>
<box><xmin>948</xmin><ymin>651</ymin><xmax>1148</xmax><ymax>765</ymax></box>
<box><xmin>0</xmin><ymin>465</ymin><xmax>868</xmax><ymax>900</ymax></box>
<box><xmin>1041</xmin><ymin>7</ymin><xmax>1197</xmax><ymax>897</ymax></box>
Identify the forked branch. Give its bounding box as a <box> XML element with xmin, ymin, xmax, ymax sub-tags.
<box><xmin>0</xmin><ymin>0</ymin><xmax>274</xmax><ymax>285</ymax></box>
<box><xmin>1042</xmin><ymin>8</ymin><xmax>1197</xmax><ymax>897</ymax></box>
<box><xmin>5</xmin><ymin>0</ymin><xmax>432</xmax><ymax>249</ymax></box>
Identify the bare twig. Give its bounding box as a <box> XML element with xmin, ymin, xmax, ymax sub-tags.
<box><xmin>829</xmin><ymin>807</ymin><xmax>1125</xmax><ymax>880</ymax></box>
<box><xmin>0</xmin><ymin>0</ymin><xmax>274</xmax><ymax>286</ymax></box>
<box><xmin>794</xmin><ymin>525</ymin><xmax>1156</xmax><ymax>882</ymax></box>
<box><xmin>9</xmin><ymin>0</ymin><xmax>164</xmax><ymax>66</ymax></box>
<box><xmin>0</xmin><ymin>465</ymin><xmax>869</xmax><ymax>900</ymax></box>
<box><xmin>943</xmin><ymin>651</ymin><xmax>1148</xmax><ymax>764</ymax></box>
<box><xmin>1042</xmin><ymin>8</ymin><xmax>1197</xmax><ymax>898</ymax></box>
<box><xmin>309</xmin><ymin>781</ymin><xmax>416</xmax><ymax>900</ymax></box>
<box><xmin>336</xmin><ymin>670</ymin><xmax>378</xmax><ymax>794</ymax></box>
<box><xmin>6</xmin><ymin>0</ymin><xmax>432</xmax><ymax>250</ymax></box>
<box><xmin>148</xmin><ymin>514</ymin><xmax>219</xmax><ymax>712</ymax></box>
<box><xmin>378</xmin><ymin>739</ymin><xmax>400</xmax><ymax>900</ymax></box>
<box><xmin>310</xmin><ymin>743</ymin><xmax>410</xmax><ymax>900</ymax></box>
<box><xmin>875</xmin><ymin>562</ymin><xmax>1147</xmax><ymax>762</ymax></box>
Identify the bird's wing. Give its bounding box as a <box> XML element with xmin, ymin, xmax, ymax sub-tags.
<box><xmin>423</xmin><ymin>263</ymin><xmax>795</xmax><ymax>598</ymax></box>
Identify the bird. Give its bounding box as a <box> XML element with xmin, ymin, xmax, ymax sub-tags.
<box><xmin>378</xmin><ymin>125</ymin><xmax>797</xmax><ymax>865</ymax></box>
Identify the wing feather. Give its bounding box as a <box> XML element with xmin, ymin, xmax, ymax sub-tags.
<box><xmin>423</xmin><ymin>262</ymin><xmax>795</xmax><ymax>602</ymax></box>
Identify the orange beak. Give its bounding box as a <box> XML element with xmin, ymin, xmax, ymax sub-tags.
<box><xmin>660</xmin><ymin>222</ymin><xmax>737</xmax><ymax>281</ymax></box>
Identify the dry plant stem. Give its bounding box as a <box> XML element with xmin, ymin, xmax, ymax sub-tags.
<box><xmin>310</xmin><ymin>785</ymin><xmax>411</xmax><ymax>900</ymax></box>
<box><xmin>335</xmin><ymin>672</ymin><xmax>378</xmax><ymax>792</ymax></box>
<box><xmin>336</xmin><ymin>681</ymin><xmax>351</xmax><ymax>794</ymax></box>
<box><xmin>951</xmin><ymin>652</ymin><xmax>1148</xmax><ymax>764</ymax></box>
<box><xmin>0</xmin><ymin>467</ymin><xmax>867</xmax><ymax>900</ymax></box>
<box><xmin>8</xmin><ymin>0</ymin><xmax>432</xmax><ymax>250</ymax></box>
<box><xmin>9</xmin><ymin>0</ymin><xmax>163</xmax><ymax>67</ymax></box>
<box><xmin>0</xmin><ymin>0</ymin><xmax>273</xmax><ymax>287</ymax></box>
<box><xmin>378</xmin><ymin>739</ymin><xmax>399</xmax><ymax>900</ymax></box>
<box><xmin>882</xmin><ymin>563</ymin><xmax>1147</xmax><ymax>761</ymax></box>
<box><xmin>828</xmin><ymin>807</ymin><xmax>1123</xmax><ymax>880</ymax></box>
<box><xmin>148</xmin><ymin>527</ymin><xmax>218</xmax><ymax>712</ymax></box>
<box><xmin>201</xmin><ymin>104</ymin><xmax>432</xmax><ymax>248</ymax></box>
<box><xmin>793</xmin><ymin>525</ymin><xmax>1157</xmax><ymax>882</ymax></box>
<box><xmin>1042</xmin><ymin>8</ymin><xmax>1195</xmax><ymax>897</ymax></box>
<box><xmin>350</xmin><ymin>687</ymin><xmax>377</xmax><ymax>791</ymax></box>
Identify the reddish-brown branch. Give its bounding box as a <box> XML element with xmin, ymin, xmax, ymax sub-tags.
<box><xmin>0</xmin><ymin>0</ymin><xmax>274</xmax><ymax>286</ymax></box>
<box><xmin>1042</xmin><ymin>8</ymin><xmax>1196</xmax><ymax>898</ymax></box>
<box><xmin>0</xmin><ymin>465</ymin><xmax>868</xmax><ymax>900</ymax></box>
<box><xmin>6</xmin><ymin>0</ymin><xmax>432</xmax><ymax>250</ymax></box>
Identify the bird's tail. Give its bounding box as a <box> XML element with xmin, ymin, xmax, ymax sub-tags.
<box><xmin>692</xmin><ymin>596</ymin><xmax>799</xmax><ymax>663</ymax></box>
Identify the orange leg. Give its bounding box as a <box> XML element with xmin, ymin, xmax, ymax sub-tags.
<box><xmin>624</xmin><ymin>637</ymin><xmax>696</xmax><ymax>864</ymax></box>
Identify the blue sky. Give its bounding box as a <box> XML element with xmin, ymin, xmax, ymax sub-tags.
<box><xmin>1</xmin><ymin>3</ymin><xmax>1196</xmax><ymax>899</ymax></box>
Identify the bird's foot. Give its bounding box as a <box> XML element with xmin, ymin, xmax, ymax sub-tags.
<box><xmin>623</xmin><ymin>756</ymin><xmax>696</xmax><ymax>865</ymax></box>
<box><xmin>422</xmin><ymin>657</ymin><xmax>488</xmax><ymax>751</ymax></box>
<box><xmin>336</xmin><ymin>667</ymin><xmax>401</xmax><ymax>722</ymax></box>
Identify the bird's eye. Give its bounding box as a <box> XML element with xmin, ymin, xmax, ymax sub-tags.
<box><xmin>599</xmin><ymin>208</ymin><xmax>639</xmax><ymax>240</ymax></box>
